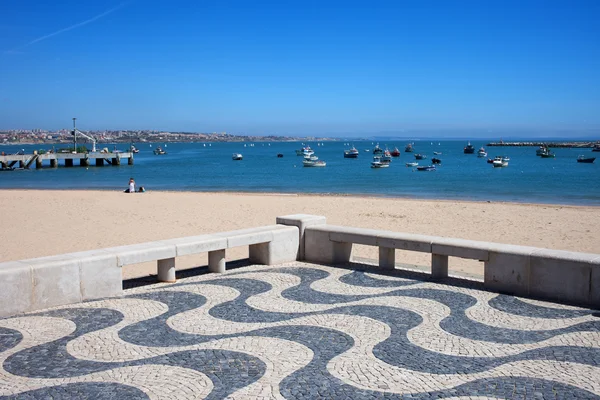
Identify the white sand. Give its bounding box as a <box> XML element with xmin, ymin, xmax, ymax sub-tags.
<box><xmin>1</xmin><ymin>190</ymin><xmax>598</xmax><ymax>279</ymax></box>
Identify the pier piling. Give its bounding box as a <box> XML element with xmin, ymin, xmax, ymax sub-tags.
<box><xmin>19</xmin><ymin>161</ymin><xmax>25</xmax><ymax>169</ymax></box>
<box><xmin>36</xmin><ymin>158</ymin><xmax>43</xmax><ymax>169</ymax></box>
<box><xmin>65</xmin><ymin>159</ymin><xmax>73</xmax><ymax>167</ymax></box>
<box><xmin>95</xmin><ymin>158</ymin><xmax>104</xmax><ymax>166</ymax></box>
<box><xmin>128</xmin><ymin>155</ymin><xmax>134</xmax><ymax>165</ymax></box>
<box><xmin>80</xmin><ymin>158</ymin><xmax>90</xmax><ymax>167</ymax></box>
<box><xmin>50</xmin><ymin>159</ymin><xmax>58</xmax><ymax>168</ymax></box>
<box><xmin>112</xmin><ymin>157</ymin><xmax>120</xmax><ymax>166</ymax></box>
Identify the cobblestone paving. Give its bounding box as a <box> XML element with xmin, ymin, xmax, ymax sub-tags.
<box><xmin>1</xmin><ymin>262</ymin><xmax>599</xmax><ymax>399</ymax></box>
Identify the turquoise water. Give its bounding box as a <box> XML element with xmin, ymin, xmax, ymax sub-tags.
<box><xmin>1</xmin><ymin>140</ymin><xmax>599</xmax><ymax>205</ymax></box>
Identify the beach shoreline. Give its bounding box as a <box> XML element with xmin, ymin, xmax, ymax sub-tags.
<box><xmin>2</xmin><ymin>189</ymin><xmax>598</xmax><ymax>279</ymax></box>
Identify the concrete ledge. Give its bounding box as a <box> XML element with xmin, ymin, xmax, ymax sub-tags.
<box><xmin>484</xmin><ymin>245</ymin><xmax>538</xmax><ymax>297</ymax></box>
<box><xmin>106</xmin><ymin>241</ymin><xmax>177</xmax><ymax>266</ymax></box>
<box><xmin>529</xmin><ymin>249</ymin><xmax>598</xmax><ymax>305</ymax></box>
<box><xmin>276</xmin><ymin>214</ymin><xmax>326</xmax><ymax>260</ymax></box>
<box><xmin>0</xmin><ymin>262</ymin><xmax>33</xmax><ymax>318</ymax></box>
<box><xmin>162</xmin><ymin>235</ymin><xmax>228</xmax><ymax>257</ymax></box>
<box><xmin>305</xmin><ymin>227</ymin><xmax>352</xmax><ymax>264</ymax></box>
<box><xmin>431</xmin><ymin>238</ymin><xmax>491</xmax><ymax>261</ymax></box>
<box><xmin>376</xmin><ymin>232</ymin><xmax>435</xmax><ymax>253</ymax></box>
<box><xmin>249</xmin><ymin>226</ymin><xmax>299</xmax><ymax>265</ymax></box>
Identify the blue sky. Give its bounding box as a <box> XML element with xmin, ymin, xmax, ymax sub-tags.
<box><xmin>1</xmin><ymin>0</ymin><xmax>599</xmax><ymax>137</ymax></box>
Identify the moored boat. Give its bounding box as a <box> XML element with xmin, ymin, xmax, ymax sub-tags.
<box><xmin>464</xmin><ymin>142</ymin><xmax>475</xmax><ymax>154</ymax></box>
<box><xmin>433</xmin><ymin>151</ymin><xmax>441</xmax><ymax>155</ymax></box>
<box><xmin>296</xmin><ymin>145</ymin><xmax>314</xmax><ymax>156</ymax></box>
<box><xmin>371</xmin><ymin>156</ymin><xmax>389</xmax><ymax>168</ymax></box>
<box><xmin>540</xmin><ymin>152</ymin><xmax>556</xmax><ymax>158</ymax></box>
<box><xmin>592</xmin><ymin>143</ymin><xmax>600</xmax><ymax>152</ymax></box>
<box><xmin>405</xmin><ymin>162</ymin><xmax>418</xmax><ymax>167</ymax></box>
<box><xmin>130</xmin><ymin>145</ymin><xmax>140</xmax><ymax>153</ymax></box>
<box><xmin>405</xmin><ymin>143</ymin><xmax>414</xmax><ymax>152</ymax></box>
<box><xmin>153</xmin><ymin>146</ymin><xmax>167</xmax><ymax>155</ymax></box>
<box><xmin>391</xmin><ymin>147</ymin><xmax>401</xmax><ymax>157</ymax></box>
<box><xmin>303</xmin><ymin>159</ymin><xmax>326</xmax><ymax>167</ymax></box>
<box><xmin>232</xmin><ymin>153</ymin><xmax>243</xmax><ymax>160</ymax></box>
<box><xmin>536</xmin><ymin>145</ymin><xmax>549</xmax><ymax>156</ymax></box>
<box><xmin>373</xmin><ymin>143</ymin><xmax>384</xmax><ymax>155</ymax></box>
<box><xmin>414</xmin><ymin>153</ymin><xmax>426</xmax><ymax>160</ymax></box>
<box><xmin>304</xmin><ymin>154</ymin><xmax>319</xmax><ymax>161</ymax></box>
<box><xmin>416</xmin><ymin>165</ymin><xmax>436</xmax><ymax>171</ymax></box>
<box><xmin>577</xmin><ymin>155</ymin><xmax>596</xmax><ymax>163</ymax></box>
<box><xmin>431</xmin><ymin>157</ymin><xmax>441</xmax><ymax>164</ymax></box>
<box><xmin>492</xmin><ymin>156</ymin><xmax>508</xmax><ymax>167</ymax></box>
<box><xmin>343</xmin><ymin>145</ymin><xmax>359</xmax><ymax>158</ymax></box>
<box><xmin>477</xmin><ymin>147</ymin><xmax>487</xmax><ymax>157</ymax></box>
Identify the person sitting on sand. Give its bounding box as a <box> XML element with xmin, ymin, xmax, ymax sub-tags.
<box><xmin>125</xmin><ymin>178</ymin><xmax>135</xmax><ymax>193</ymax></box>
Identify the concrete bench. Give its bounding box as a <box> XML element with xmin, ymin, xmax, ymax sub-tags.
<box><xmin>0</xmin><ymin>224</ymin><xmax>299</xmax><ymax>317</ymax></box>
<box><xmin>298</xmin><ymin>222</ymin><xmax>600</xmax><ymax>308</ymax></box>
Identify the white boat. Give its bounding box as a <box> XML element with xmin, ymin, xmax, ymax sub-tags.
<box><xmin>303</xmin><ymin>159</ymin><xmax>326</xmax><ymax>167</ymax></box>
<box><xmin>492</xmin><ymin>156</ymin><xmax>508</xmax><ymax>167</ymax></box>
<box><xmin>405</xmin><ymin>162</ymin><xmax>418</xmax><ymax>167</ymax></box>
<box><xmin>477</xmin><ymin>147</ymin><xmax>487</xmax><ymax>157</ymax></box>
<box><xmin>371</xmin><ymin>156</ymin><xmax>389</xmax><ymax>168</ymax></box>
<box><xmin>232</xmin><ymin>153</ymin><xmax>243</xmax><ymax>160</ymax></box>
<box><xmin>304</xmin><ymin>154</ymin><xmax>318</xmax><ymax>161</ymax></box>
<box><xmin>296</xmin><ymin>145</ymin><xmax>314</xmax><ymax>156</ymax></box>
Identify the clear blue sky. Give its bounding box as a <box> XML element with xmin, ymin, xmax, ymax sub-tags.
<box><xmin>1</xmin><ymin>0</ymin><xmax>599</xmax><ymax>137</ymax></box>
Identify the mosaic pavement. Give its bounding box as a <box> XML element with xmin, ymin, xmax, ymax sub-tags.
<box><xmin>1</xmin><ymin>262</ymin><xmax>599</xmax><ymax>399</ymax></box>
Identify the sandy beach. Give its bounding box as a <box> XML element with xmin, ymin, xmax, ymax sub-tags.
<box><xmin>1</xmin><ymin>190</ymin><xmax>598</xmax><ymax>279</ymax></box>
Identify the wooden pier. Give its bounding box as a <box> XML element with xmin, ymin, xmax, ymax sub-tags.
<box><xmin>0</xmin><ymin>151</ymin><xmax>134</xmax><ymax>170</ymax></box>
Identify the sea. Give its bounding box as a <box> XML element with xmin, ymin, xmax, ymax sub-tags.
<box><xmin>1</xmin><ymin>140</ymin><xmax>598</xmax><ymax>206</ymax></box>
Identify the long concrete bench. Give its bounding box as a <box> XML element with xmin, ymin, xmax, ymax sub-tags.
<box><xmin>0</xmin><ymin>224</ymin><xmax>298</xmax><ymax>317</ymax></box>
<box><xmin>294</xmin><ymin>222</ymin><xmax>600</xmax><ymax>308</ymax></box>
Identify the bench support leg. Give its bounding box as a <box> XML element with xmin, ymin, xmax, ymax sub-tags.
<box><xmin>431</xmin><ymin>254</ymin><xmax>448</xmax><ymax>279</ymax></box>
<box><xmin>379</xmin><ymin>247</ymin><xmax>395</xmax><ymax>270</ymax></box>
<box><xmin>157</xmin><ymin>258</ymin><xmax>176</xmax><ymax>282</ymax></box>
<box><xmin>209</xmin><ymin>249</ymin><xmax>226</xmax><ymax>273</ymax></box>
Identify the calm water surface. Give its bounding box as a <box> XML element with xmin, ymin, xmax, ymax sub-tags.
<box><xmin>1</xmin><ymin>140</ymin><xmax>598</xmax><ymax>205</ymax></box>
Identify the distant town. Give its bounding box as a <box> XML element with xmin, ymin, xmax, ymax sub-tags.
<box><xmin>0</xmin><ymin>129</ymin><xmax>340</xmax><ymax>145</ymax></box>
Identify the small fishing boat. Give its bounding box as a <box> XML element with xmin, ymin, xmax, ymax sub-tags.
<box><xmin>343</xmin><ymin>146</ymin><xmax>359</xmax><ymax>158</ymax></box>
<box><xmin>492</xmin><ymin>156</ymin><xmax>508</xmax><ymax>167</ymax></box>
<box><xmin>431</xmin><ymin>157</ymin><xmax>441</xmax><ymax>164</ymax></box>
<box><xmin>577</xmin><ymin>155</ymin><xmax>596</xmax><ymax>163</ymax></box>
<box><xmin>433</xmin><ymin>151</ymin><xmax>441</xmax><ymax>155</ymax></box>
<box><xmin>414</xmin><ymin>153</ymin><xmax>426</xmax><ymax>160</ymax></box>
<box><xmin>371</xmin><ymin>156</ymin><xmax>389</xmax><ymax>168</ymax></box>
<box><xmin>303</xmin><ymin>159</ymin><xmax>326</xmax><ymax>167</ymax></box>
<box><xmin>391</xmin><ymin>147</ymin><xmax>401</xmax><ymax>157</ymax></box>
<box><xmin>592</xmin><ymin>143</ymin><xmax>600</xmax><ymax>152</ymax></box>
<box><xmin>536</xmin><ymin>145</ymin><xmax>549</xmax><ymax>156</ymax></box>
<box><xmin>304</xmin><ymin>154</ymin><xmax>319</xmax><ymax>161</ymax></box>
<box><xmin>405</xmin><ymin>162</ymin><xmax>418</xmax><ymax>167</ymax></box>
<box><xmin>232</xmin><ymin>153</ymin><xmax>243</xmax><ymax>160</ymax></box>
<box><xmin>464</xmin><ymin>142</ymin><xmax>475</xmax><ymax>154</ymax></box>
<box><xmin>477</xmin><ymin>147</ymin><xmax>487</xmax><ymax>157</ymax></box>
<box><xmin>153</xmin><ymin>146</ymin><xmax>167</xmax><ymax>155</ymax></box>
<box><xmin>487</xmin><ymin>158</ymin><xmax>494</xmax><ymax>164</ymax></box>
<box><xmin>540</xmin><ymin>152</ymin><xmax>556</xmax><ymax>158</ymax></box>
<box><xmin>373</xmin><ymin>143</ymin><xmax>384</xmax><ymax>155</ymax></box>
<box><xmin>296</xmin><ymin>145</ymin><xmax>314</xmax><ymax>156</ymax></box>
<box><xmin>416</xmin><ymin>165</ymin><xmax>436</xmax><ymax>171</ymax></box>
<box><xmin>405</xmin><ymin>143</ymin><xmax>414</xmax><ymax>152</ymax></box>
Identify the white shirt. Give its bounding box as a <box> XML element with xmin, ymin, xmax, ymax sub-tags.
<box><xmin>129</xmin><ymin>181</ymin><xmax>135</xmax><ymax>193</ymax></box>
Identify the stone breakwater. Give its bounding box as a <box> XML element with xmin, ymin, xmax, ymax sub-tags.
<box><xmin>486</xmin><ymin>141</ymin><xmax>599</xmax><ymax>148</ymax></box>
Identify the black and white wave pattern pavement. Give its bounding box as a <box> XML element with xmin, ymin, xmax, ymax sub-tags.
<box><xmin>1</xmin><ymin>262</ymin><xmax>599</xmax><ymax>399</ymax></box>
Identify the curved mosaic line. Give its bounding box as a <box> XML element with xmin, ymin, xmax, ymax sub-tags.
<box><xmin>1</xmin><ymin>262</ymin><xmax>598</xmax><ymax>399</ymax></box>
